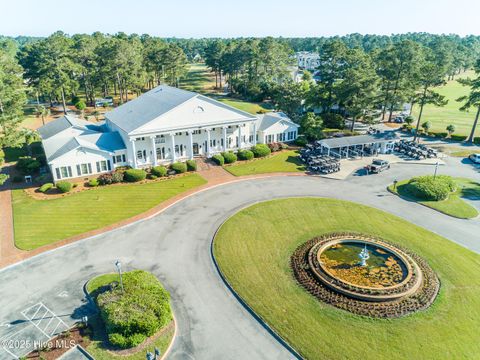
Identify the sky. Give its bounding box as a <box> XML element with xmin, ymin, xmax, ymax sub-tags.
<box><xmin>1</xmin><ymin>0</ymin><xmax>480</xmax><ymax>38</ymax></box>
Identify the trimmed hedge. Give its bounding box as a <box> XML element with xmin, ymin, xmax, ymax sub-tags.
<box><xmin>56</xmin><ymin>181</ymin><xmax>72</xmax><ymax>193</ymax></box>
<box><xmin>124</xmin><ymin>169</ymin><xmax>147</xmax><ymax>182</ymax></box>
<box><xmin>237</xmin><ymin>149</ymin><xmax>254</xmax><ymax>161</ymax></box>
<box><xmin>151</xmin><ymin>166</ymin><xmax>168</xmax><ymax>177</ymax></box>
<box><xmin>251</xmin><ymin>144</ymin><xmax>271</xmax><ymax>158</ymax></box>
<box><xmin>39</xmin><ymin>183</ymin><xmax>53</xmax><ymax>193</ymax></box>
<box><xmin>212</xmin><ymin>154</ymin><xmax>225</xmax><ymax>166</ymax></box>
<box><xmin>222</xmin><ymin>152</ymin><xmax>237</xmax><ymax>164</ymax></box>
<box><xmin>186</xmin><ymin>159</ymin><xmax>197</xmax><ymax>171</ymax></box>
<box><xmin>171</xmin><ymin>162</ymin><xmax>187</xmax><ymax>174</ymax></box>
<box><xmin>16</xmin><ymin>157</ymin><xmax>40</xmax><ymax>174</ymax></box>
<box><xmin>408</xmin><ymin>175</ymin><xmax>457</xmax><ymax>201</ymax></box>
<box><xmin>88</xmin><ymin>178</ymin><xmax>99</xmax><ymax>187</ymax></box>
<box><xmin>96</xmin><ymin>270</ymin><xmax>172</xmax><ymax>349</ymax></box>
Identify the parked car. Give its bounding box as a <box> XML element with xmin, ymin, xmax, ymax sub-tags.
<box><xmin>365</xmin><ymin>159</ymin><xmax>390</xmax><ymax>174</ymax></box>
<box><xmin>469</xmin><ymin>153</ymin><xmax>480</xmax><ymax>164</ymax></box>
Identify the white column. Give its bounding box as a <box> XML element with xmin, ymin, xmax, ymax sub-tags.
<box><xmin>150</xmin><ymin>136</ymin><xmax>157</xmax><ymax>166</ymax></box>
<box><xmin>130</xmin><ymin>140</ymin><xmax>138</xmax><ymax>168</ymax></box>
<box><xmin>188</xmin><ymin>131</ymin><xmax>194</xmax><ymax>160</ymax></box>
<box><xmin>170</xmin><ymin>133</ymin><xmax>176</xmax><ymax>162</ymax></box>
<box><xmin>206</xmin><ymin>129</ymin><xmax>211</xmax><ymax>157</ymax></box>
<box><xmin>222</xmin><ymin>127</ymin><xmax>227</xmax><ymax>151</ymax></box>
<box><xmin>238</xmin><ymin>124</ymin><xmax>242</xmax><ymax>149</ymax></box>
<box><xmin>252</xmin><ymin>123</ymin><xmax>257</xmax><ymax>146</ymax></box>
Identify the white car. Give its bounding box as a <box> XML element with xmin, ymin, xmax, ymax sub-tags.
<box><xmin>469</xmin><ymin>153</ymin><xmax>480</xmax><ymax>164</ymax></box>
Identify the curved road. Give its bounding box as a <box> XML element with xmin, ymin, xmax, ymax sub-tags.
<box><xmin>0</xmin><ymin>159</ymin><xmax>478</xmax><ymax>359</ymax></box>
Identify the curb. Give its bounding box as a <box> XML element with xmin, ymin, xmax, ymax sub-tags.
<box><xmin>210</xmin><ymin>216</ymin><xmax>304</xmax><ymax>360</ymax></box>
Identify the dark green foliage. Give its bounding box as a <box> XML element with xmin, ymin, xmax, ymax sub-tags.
<box><xmin>408</xmin><ymin>175</ymin><xmax>457</xmax><ymax>201</ymax></box>
<box><xmin>222</xmin><ymin>152</ymin><xmax>237</xmax><ymax>164</ymax></box>
<box><xmin>171</xmin><ymin>162</ymin><xmax>187</xmax><ymax>174</ymax></box>
<box><xmin>12</xmin><ymin>175</ymin><xmax>23</xmax><ymax>183</ymax></box>
<box><xmin>295</xmin><ymin>137</ymin><xmax>308</xmax><ymax>147</ymax></box>
<box><xmin>151</xmin><ymin>166</ymin><xmax>168</xmax><ymax>177</ymax></box>
<box><xmin>56</xmin><ymin>181</ymin><xmax>72</xmax><ymax>193</ymax></box>
<box><xmin>124</xmin><ymin>169</ymin><xmax>147</xmax><ymax>182</ymax></box>
<box><xmin>186</xmin><ymin>160</ymin><xmax>197</xmax><ymax>171</ymax></box>
<box><xmin>75</xmin><ymin>100</ymin><xmax>86</xmax><ymax>110</ymax></box>
<box><xmin>451</xmin><ymin>134</ymin><xmax>467</xmax><ymax>141</ymax></box>
<box><xmin>251</xmin><ymin>144</ymin><xmax>271</xmax><ymax>158</ymax></box>
<box><xmin>16</xmin><ymin>156</ymin><xmax>40</xmax><ymax>174</ymax></box>
<box><xmin>237</xmin><ymin>149</ymin><xmax>254</xmax><ymax>161</ymax></box>
<box><xmin>96</xmin><ymin>270</ymin><xmax>172</xmax><ymax>349</ymax></box>
<box><xmin>211</xmin><ymin>154</ymin><xmax>225</xmax><ymax>166</ymax></box>
<box><xmin>321</xmin><ymin>113</ymin><xmax>344</xmax><ymax>129</ymax></box>
<box><xmin>88</xmin><ymin>178</ymin><xmax>99</xmax><ymax>187</ymax></box>
<box><xmin>38</xmin><ymin>183</ymin><xmax>53</xmax><ymax>192</ymax></box>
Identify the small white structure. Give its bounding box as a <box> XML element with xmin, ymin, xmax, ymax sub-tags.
<box><xmin>38</xmin><ymin>86</ymin><xmax>299</xmax><ymax>182</ymax></box>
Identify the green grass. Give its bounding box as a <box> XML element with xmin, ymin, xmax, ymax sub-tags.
<box><xmin>12</xmin><ymin>174</ymin><xmax>207</xmax><ymax>250</ymax></box>
<box><xmin>388</xmin><ymin>177</ymin><xmax>479</xmax><ymax>219</ymax></box>
<box><xmin>217</xmin><ymin>98</ymin><xmax>273</xmax><ymax>115</ymax></box>
<box><xmin>85</xmin><ymin>273</ymin><xmax>174</xmax><ymax>360</ymax></box>
<box><xmin>224</xmin><ymin>150</ymin><xmax>305</xmax><ymax>176</ymax></box>
<box><xmin>179</xmin><ymin>63</ymin><xmax>216</xmax><ymax>93</ymax></box>
<box><xmin>213</xmin><ymin>198</ymin><xmax>480</xmax><ymax>360</ymax></box>
<box><xmin>412</xmin><ymin>70</ymin><xmax>479</xmax><ymax>137</ymax></box>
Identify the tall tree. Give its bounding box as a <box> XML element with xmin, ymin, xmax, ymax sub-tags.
<box><xmin>457</xmin><ymin>60</ymin><xmax>480</xmax><ymax>143</ymax></box>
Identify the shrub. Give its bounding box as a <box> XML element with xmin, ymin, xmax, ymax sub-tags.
<box><xmin>12</xmin><ymin>175</ymin><xmax>23</xmax><ymax>183</ymax></box>
<box><xmin>280</xmin><ymin>143</ymin><xmax>289</xmax><ymax>150</ymax></box>
<box><xmin>0</xmin><ymin>149</ymin><xmax>4</xmax><ymax>159</ymax></box>
<box><xmin>251</xmin><ymin>144</ymin><xmax>271</xmax><ymax>158</ymax></box>
<box><xmin>474</xmin><ymin>137</ymin><xmax>480</xmax><ymax>144</ymax></box>
<box><xmin>151</xmin><ymin>166</ymin><xmax>167</xmax><ymax>177</ymax></box>
<box><xmin>88</xmin><ymin>178</ymin><xmax>99</xmax><ymax>187</ymax></box>
<box><xmin>96</xmin><ymin>270</ymin><xmax>172</xmax><ymax>349</ymax></box>
<box><xmin>268</xmin><ymin>142</ymin><xmax>281</xmax><ymax>152</ymax></box>
<box><xmin>408</xmin><ymin>175</ymin><xmax>456</xmax><ymax>201</ymax></box>
<box><xmin>186</xmin><ymin>160</ymin><xmax>197</xmax><ymax>171</ymax></box>
<box><xmin>149</xmin><ymin>174</ymin><xmax>158</xmax><ymax>180</ymax></box>
<box><xmin>171</xmin><ymin>162</ymin><xmax>187</xmax><ymax>174</ymax></box>
<box><xmin>237</xmin><ymin>149</ymin><xmax>254</xmax><ymax>161</ymax></box>
<box><xmin>38</xmin><ymin>183</ymin><xmax>53</xmax><ymax>193</ymax></box>
<box><xmin>124</xmin><ymin>169</ymin><xmax>147</xmax><ymax>182</ymax></box>
<box><xmin>211</xmin><ymin>154</ymin><xmax>225</xmax><ymax>166</ymax></box>
<box><xmin>0</xmin><ymin>173</ymin><xmax>9</xmax><ymax>186</ymax></box>
<box><xmin>34</xmin><ymin>174</ymin><xmax>50</xmax><ymax>184</ymax></box>
<box><xmin>295</xmin><ymin>137</ymin><xmax>308</xmax><ymax>147</ymax></box>
<box><xmin>446</xmin><ymin>124</ymin><xmax>456</xmax><ymax>137</ymax></box>
<box><xmin>56</xmin><ymin>181</ymin><xmax>72</xmax><ymax>193</ymax></box>
<box><xmin>98</xmin><ymin>173</ymin><xmax>113</xmax><ymax>185</ymax></box>
<box><xmin>16</xmin><ymin>157</ymin><xmax>40</xmax><ymax>174</ymax></box>
<box><xmin>404</xmin><ymin>116</ymin><xmax>414</xmax><ymax>125</ymax></box>
<box><xmin>111</xmin><ymin>171</ymin><xmax>124</xmax><ymax>183</ymax></box>
<box><xmin>75</xmin><ymin>100</ymin><xmax>86</xmax><ymax>111</ymax></box>
<box><xmin>421</xmin><ymin>121</ymin><xmax>432</xmax><ymax>132</ymax></box>
<box><xmin>222</xmin><ymin>152</ymin><xmax>237</xmax><ymax>164</ymax></box>
<box><xmin>451</xmin><ymin>134</ymin><xmax>467</xmax><ymax>141</ymax></box>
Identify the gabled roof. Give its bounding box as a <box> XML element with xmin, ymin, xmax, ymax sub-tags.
<box><xmin>105</xmin><ymin>85</ymin><xmax>256</xmax><ymax>134</ymax></box>
<box><xmin>255</xmin><ymin>112</ymin><xmax>299</xmax><ymax>132</ymax></box>
<box><xmin>37</xmin><ymin>115</ymin><xmax>97</xmax><ymax>139</ymax></box>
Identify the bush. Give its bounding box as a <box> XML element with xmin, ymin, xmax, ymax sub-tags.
<box><xmin>474</xmin><ymin>137</ymin><xmax>480</xmax><ymax>144</ymax></box>
<box><xmin>111</xmin><ymin>171</ymin><xmax>124</xmax><ymax>183</ymax></box>
<box><xmin>211</xmin><ymin>154</ymin><xmax>225</xmax><ymax>166</ymax></box>
<box><xmin>34</xmin><ymin>174</ymin><xmax>50</xmax><ymax>184</ymax></box>
<box><xmin>222</xmin><ymin>152</ymin><xmax>237</xmax><ymax>164</ymax></box>
<box><xmin>124</xmin><ymin>169</ymin><xmax>147</xmax><ymax>182</ymax></box>
<box><xmin>171</xmin><ymin>162</ymin><xmax>187</xmax><ymax>174</ymax></box>
<box><xmin>38</xmin><ymin>183</ymin><xmax>53</xmax><ymax>193</ymax></box>
<box><xmin>251</xmin><ymin>144</ymin><xmax>271</xmax><ymax>158</ymax></box>
<box><xmin>294</xmin><ymin>137</ymin><xmax>308</xmax><ymax>147</ymax></box>
<box><xmin>151</xmin><ymin>166</ymin><xmax>167</xmax><ymax>177</ymax></box>
<box><xmin>268</xmin><ymin>142</ymin><xmax>281</xmax><ymax>152</ymax></box>
<box><xmin>98</xmin><ymin>173</ymin><xmax>113</xmax><ymax>185</ymax></box>
<box><xmin>186</xmin><ymin>160</ymin><xmax>197</xmax><ymax>171</ymax></box>
<box><xmin>16</xmin><ymin>157</ymin><xmax>40</xmax><ymax>174</ymax></box>
<box><xmin>96</xmin><ymin>270</ymin><xmax>172</xmax><ymax>349</ymax></box>
<box><xmin>237</xmin><ymin>149</ymin><xmax>254</xmax><ymax>161</ymax></box>
<box><xmin>88</xmin><ymin>178</ymin><xmax>99</xmax><ymax>187</ymax></box>
<box><xmin>404</xmin><ymin>116</ymin><xmax>414</xmax><ymax>125</ymax></box>
<box><xmin>408</xmin><ymin>175</ymin><xmax>457</xmax><ymax>201</ymax></box>
<box><xmin>149</xmin><ymin>174</ymin><xmax>158</xmax><ymax>180</ymax></box>
<box><xmin>56</xmin><ymin>181</ymin><xmax>72</xmax><ymax>193</ymax></box>
<box><xmin>451</xmin><ymin>134</ymin><xmax>467</xmax><ymax>141</ymax></box>
<box><xmin>0</xmin><ymin>173</ymin><xmax>9</xmax><ymax>186</ymax></box>
<box><xmin>12</xmin><ymin>175</ymin><xmax>23</xmax><ymax>183</ymax></box>
<box><xmin>75</xmin><ymin>100</ymin><xmax>86</xmax><ymax>111</ymax></box>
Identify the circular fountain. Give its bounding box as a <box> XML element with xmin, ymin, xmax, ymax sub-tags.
<box><xmin>291</xmin><ymin>233</ymin><xmax>439</xmax><ymax>318</ymax></box>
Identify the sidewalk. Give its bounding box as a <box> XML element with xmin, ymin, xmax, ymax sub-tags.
<box><xmin>0</xmin><ymin>166</ymin><xmax>306</xmax><ymax>269</ymax></box>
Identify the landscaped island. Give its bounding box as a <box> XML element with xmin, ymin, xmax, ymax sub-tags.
<box><xmin>85</xmin><ymin>270</ymin><xmax>174</xmax><ymax>359</ymax></box>
<box><xmin>213</xmin><ymin>198</ymin><xmax>480</xmax><ymax>359</ymax></box>
<box><xmin>388</xmin><ymin>175</ymin><xmax>479</xmax><ymax>219</ymax></box>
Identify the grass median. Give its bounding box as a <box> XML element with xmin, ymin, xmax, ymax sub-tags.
<box><xmin>224</xmin><ymin>150</ymin><xmax>305</xmax><ymax>176</ymax></box>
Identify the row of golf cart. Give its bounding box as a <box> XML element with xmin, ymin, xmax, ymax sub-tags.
<box><xmin>299</xmin><ymin>145</ymin><xmax>341</xmax><ymax>174</ymax></box>
<box><xmin>394</xmin><ymin>140</ymin><xmax>438</xmax><ymax>160</ymax></box>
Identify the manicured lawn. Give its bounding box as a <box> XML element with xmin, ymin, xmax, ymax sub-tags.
<box><xmin>213</xmin><ymin>198</ymin><xmax>480</xmax><ymax>360</ymax></box>
<box><xmin>179</xmin><ymin>63</ymin><xmax>217</xmax><ymax>93</ymax></box>
<box><xmin>12</xmin><ymin>174</ymin><xmax>207</xmax><ymax>250</ymax></box>
<box><xmin>388</xmin><ymin>177</ymin><xmax>479</xmax><ymax>219</ymax></box>
<box><xmin>224</xmin><ymin>150</ymin><xmax>305</xmax><ymax>176</ymax></box>
<box><xmin>85</xmin><ymin>273</ymin><xmax>174</xmax><ymax>360</ymax></box>
<box><xmin>412</xmin><ymin>70</ymin><xmax>479</xmax><ymax>137</ymax></box>
<box><xmin>217</xmin><ymin>98</ymin><xmax>273</xmax><ymax>115</ymax></box>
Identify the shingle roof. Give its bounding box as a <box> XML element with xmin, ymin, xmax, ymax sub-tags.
<box><xmin>317</xmin><ymin>132</ymin><xmax>398</xmax><ymax>148</ymax></box>
<box><xmin>255</xmin><ymin>112</ymin><xmax>299</xmax><ymax>131</ymax></box>
<box><xmin>37</xmin><ymin>115</ymin><xmax>94</xmax><ymax>139</ymax></box>
<box><xmin>105</xmin><ymin>85</ymin><xmax>198</xmax><ymax>133</ymax></box>
<box><xmin>77</xmin><ymin>132</ymin><xmax>126</xmax><ymax>153</ymax></box>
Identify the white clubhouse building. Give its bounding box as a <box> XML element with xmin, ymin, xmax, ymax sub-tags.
<box><xmin>38</xmin><ymin>85</ymin><xmax>299</xmax><ymax>181</ymax></box>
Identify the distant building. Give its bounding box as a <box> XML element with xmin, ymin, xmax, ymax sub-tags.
<box><xmin>296</xmin><ymin>51</ymin><xmax>320</xmax><ymax>71</ymax></box>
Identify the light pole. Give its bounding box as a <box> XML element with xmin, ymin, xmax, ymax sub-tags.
<box><xmin>433</xmin><ymin>161</ymin><xmax>439</xmax><ymax>180</ymax></box>
<box><xmin>115</xmin><ymin>260</ymin><xmax>124</xmax><ymax>293</ymax></box>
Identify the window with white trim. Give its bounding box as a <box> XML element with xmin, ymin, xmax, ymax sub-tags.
<box><xmin>56</xmin><ymin>166</ymin><xmax>72</xmax><ymax>179</ymax></box>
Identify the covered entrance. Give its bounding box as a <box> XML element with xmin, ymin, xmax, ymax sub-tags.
<box><xmin>193</xmin><ymin>143</ymin><xmax>200</xmax><ymax>156</ymax></box>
